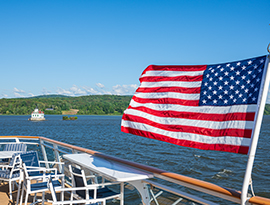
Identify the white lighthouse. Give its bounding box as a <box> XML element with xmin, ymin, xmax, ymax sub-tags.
<box><xmin>29</xmin><ymin>106</ymin><xmax>45</xmax><ymax>121</ymax></box>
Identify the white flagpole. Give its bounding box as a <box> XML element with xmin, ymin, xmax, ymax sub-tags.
<box><xmin>241</xmin><ymin>54</ymin><xmax>270</xmax><ymax>205</ymax></box>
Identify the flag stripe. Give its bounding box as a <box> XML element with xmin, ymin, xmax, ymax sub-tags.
<box><xmin>140</xmin><ymin>75</ymin><xmax>203</xmax><ymax>82</ymax></box>
<box><xmin>140</xmin><ymin>81</ymin><xmax>202</xmax><ymax>88</ymax></box>
<box><xmin>134</xmin><ymin>92</ymin><xmax>200</xmax><ymax>100</ymax></box>
<box><xmin>121</xmin><ymin>126</ymin><xmax>249</xmax><ymax>154</ymax></box>
<box><xmin>136</xmin><ymin>87</ymin><xmax>201</xmax><ymax>94</ymax></box>
<box><xmin>141</xmin><ymin>65</ymin><xmax>207</xmax><ymax>74</ymax></box>
<box><xmin>121</xmin><ymin>120</ymin><xmax>251</xmax><ymax>145</ymax></box>
<box><xmin>129</xmin><ymin>100</ymin><xmax>258</xmax><ymax>114</ymax></box>
<box><xmin>132</xmin><ymin>96</ymin><xmax>199</xmax><ymax>106</ymax></box>
<box><xmin>124</xmin><ymin>109</ymin><xmax>254</xmax><ymax>130</ymax></box>
<box><xmin>128</xmin><ymin>106</ymin><xmax>256</xmax><ymax>121</ymax></box>
<box><xmin>122</xmin><ymin>115</ymin><xmax>252</xmax><ymax>138</ymax></box>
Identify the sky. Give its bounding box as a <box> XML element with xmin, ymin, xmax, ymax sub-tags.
<box><xmin>1</xmin><ymin>0</ymin><xmax>270</xmax><ymax>101</ymax></box>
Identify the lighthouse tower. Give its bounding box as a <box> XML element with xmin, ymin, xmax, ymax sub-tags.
<box><xmin>29</xmin><ymin>106</ymin><xmax>45</xmax><ymax>121</ymax></box>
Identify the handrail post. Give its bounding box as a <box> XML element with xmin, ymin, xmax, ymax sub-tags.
<box><xmin>53</xmin><ymin>144</ymin><xmax>63</xmax><ymax>174</ymax></box>
<box><xmin>39</xmin><ymin>139</ymin><xmax>49</xmax><ymax>169</ymax></box>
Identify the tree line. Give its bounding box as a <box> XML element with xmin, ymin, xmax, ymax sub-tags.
<box><xmin>1</xmin><ymin>94</ymin><xmax>270</xmax><ymax>115</ymax></box>
<box><xmin>0</xmin><ymin>95</ymin><xmax>132</xmax><ymax>115</ymax></box>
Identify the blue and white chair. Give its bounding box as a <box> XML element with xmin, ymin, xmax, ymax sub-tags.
<box><xmin>19</xmin><ymin>163</ymin><xmax>64</xmax><ymax>205</ymax></box>
<box><xmin>0</xmin><ymin>143</ymin><xmax>27</xmax><ymax>164</ymax></box>
<box><xmin>0</xmin><ymin>152</ymin><xmax>22</xmax><ymax>200</ymax></box>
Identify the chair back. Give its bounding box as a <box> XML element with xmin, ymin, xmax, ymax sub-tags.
<box><xmin>4</xmin><ymin>143</ymin><xmax>27</xmax><ymax>152</ymax></box>
<box><xmin>69</xmin><ymin>165</ymin><xmax>88</xmax><ymax>198</ymax></box>
<box><xmin>20</xmin><ymin>151</ymin><xmax>40</xmax><ymax>176</ymax></box>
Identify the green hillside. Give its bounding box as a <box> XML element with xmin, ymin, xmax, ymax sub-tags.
<box><xmin>0</xmin><ymin>95</ymin><xmax>132</xmax><ymax>115</ymax></box>
<box><xmin>0</xmin><ymin>95</ymin><xmax>270</xmax><ymax>116</ymax></box>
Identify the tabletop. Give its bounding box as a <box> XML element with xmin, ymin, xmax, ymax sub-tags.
<box><xmin>0</xmin><ymin>151</ymin><xmax>22</xmax><ymax>159</ymax></box>
<box><xmin>63</xmin><ymin>153</ymin><xmax>153</xmax><ymax>182</ymax></box>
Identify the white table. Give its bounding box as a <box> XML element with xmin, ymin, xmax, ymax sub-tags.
<box><xmin>0</xmin><ymin>151</ymin><xmax>22</xmax><ymax>159</ymax></box>
<box><xmin>63</xmin><ymin>153</ymin><xmax>153</xmax><ymax>182</ymax></box>
<box><xmin>63</xmin><ymin>153</ymin><xmax>153</xmax><ymax>205</ymax></box>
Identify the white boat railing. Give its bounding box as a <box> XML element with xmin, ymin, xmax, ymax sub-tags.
<box><xmin>0</xmin><ymin>136</ymin><xmax>269</xmax><ymax>205</ymax></box>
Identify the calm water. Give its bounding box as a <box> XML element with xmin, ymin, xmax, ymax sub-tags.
<box><xmin>0</xmin><ymin>115</ymin><xmax>269</xmax><ymax>203</ymax></box>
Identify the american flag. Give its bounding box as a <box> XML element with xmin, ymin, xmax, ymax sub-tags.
<box><xmin>121</xmin><ymin>55</ymin><xmax>268</xmax><ymax>154</ymax></box>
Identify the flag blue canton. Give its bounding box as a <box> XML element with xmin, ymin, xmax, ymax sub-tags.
<box><xmin>199</xmin><ymin>56</ymin><xmax>266</xmax><ymax>106</ymax></box>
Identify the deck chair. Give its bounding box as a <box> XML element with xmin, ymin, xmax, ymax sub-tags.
<box><xmin>3</xmin><ymin>143</ymin><xmax>27</xmax><ymax>152</ymax></box>
<box><xmin>0</xmin><ymin>152</ymin><xmax>22</xmax><ymax>200</ymax></box>
<box><xmin>0</xmin><ymin>143</ymin><xmax>27</xmax><ymax>163</ymax></box>
<box><xmin>68</xmin><ymin>165</ymin><xmax>121</xmax><ymax>204</ymax></box>
<box><xmin>19</xmin><ymin>163</ymin><xmax>64</xmax><ymax>205</ymax></box>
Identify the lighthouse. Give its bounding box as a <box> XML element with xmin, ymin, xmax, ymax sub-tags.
<box><xmin>29</xmin><ymin>106</ymin><xmax>45</xmax><ymax>121</ymax></box>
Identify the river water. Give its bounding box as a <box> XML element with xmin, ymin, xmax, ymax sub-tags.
<box><xmin>0</xmin><ymin>115</ymin><xmax>269</xmax><ymax>203</ymax></box>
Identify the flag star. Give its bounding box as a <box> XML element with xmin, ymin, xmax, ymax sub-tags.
<box><xmin>236</xmin><ymin>71</ymin><xmax>240</xmax><ymax>75</ymax></box>
<box><xmin>258</xmin><ymin>68</ymin><xmax>262</xmax><ymax>73</ymax></box>
<box><xmin>218</xmin><ymin>95</ymin><xmax>223</xmax><ymax>99</ymax></box>
<box><xmin>204</xmin><ymin>82</ymin><xmax>208</xmax><ymax>86</ymax></box>
<box><xmin>236</xmin><ymin>81</ymin><xmax>240</xmax><ymax>85</ymax></box>
<box><xmin>241</xmin><ymin>75</ymin><xmax>246</xmax><ymax>80</ymax></box>
<box><xmin>255</xmin><ymin>87</ymin><xmax>258</xmax><ymax>92</ymax></box>
<box><xmin>217</xmin><ymin>65</ymin><xmax>221</xmax><ymax>68</ymax></box>
<box><xmin>248</xmin><ymin>71</ymin><xmax>252</xmax><ymax>75</ymax></box>
<box><xmin>229</xmin><ymin>85</ymin><xmax>234</xmax><ymax>90</ymax></box>
<box><xmin>207</xmin><ymin>95</ymin><xmax>212</xmax><ymax>99</ymax></box>
<box><xmin>233</xmin><ymin>99</ymin><xmax>237</xmax><ymax>102</ymax></box>
<box><xmin>213</xmin><ymin>99</ymin><xmax>217</xmax><ymax>104</ymax></box>
<box><xmin>226</xmin><ymin>64</ymin><xmax>230</xmax><ymax>67</ymax></box>
<box><xmin>209</xmin><ymin>67</ymin><xmax>213</xmax><ymax>70</ymax></box>
<box><xmin>245</xmin><ymin>89</ymin><xmax>249</xmax><ymax>93</ymax></box>
<box><xmin>213</xmin><ymin>81</ymin><xmax>218</xmax><ymax>85</ymax></box>
<box><xmin>251</xmin><ymin>84</ymin><xmax>255</xmax><ymax>88</ymax></box>
<box><xmin>224</xmin><ymin>99</ymin><xmax>228</xmax><ymax>104</ymax></box>
<box><xmin>220</xmin><ymin>68</ymin><xmax>224</xmax><ymax>72</ymax></box>
<box><xmin>218</xmin><ymin>86</ymin><xmax>223</xmax><ymax>90</ymax></box>
<box><xmin>224</xmin><ymin>71</ymin><xmax>229</xmax><ymax>76</ymax></box>
<box><xmin>209</xmin><ymin>77</ymin><xmax>213</xmax><ymax>81</ymax></box>
<box><xmin>208</xmin><ymin>86</ymin><xmax>212</xmax><ymax>90</ymax></box>
<box><xmin>242</xmin><ymin>66</ymin><xmax>246</xmax><ymax>70</ymax></box>
<box><xmin>252</xmin><ymin>97</ymin><xmax>256</xmax><ymax>101</ymax></box>
<box><xmin>260</xmin><ymin>59</ymin><xmax>264</xmax><ymax>63</ymax></box>
<box><xmin>243</xmin><ymin>98</ymin><xmax>247</xmax><ymax>102</ymax></box>
<box><xmin>236</xmin><ymin>62</ymin><xmax>241</xmax><ymax>66</ymax></box>
<box><xmin>239</xmin><ymin>94</ymin><xmax>243</xmax><ymax>98</ymax></box>
<box><xmin>256</xmin><ymin>78</ymin><xmax>260</xmax><ymax>82</ymax></box>
<box><xmin>224</xmin><ymin>90</ymin><xmax>228</xmax><ymax>95</ymax></box>
<box><xmin>229</xmin><ymin>95</ymin><xmax>234</xmax><ymax>99</ymax></box>
<box><xmin>230</xmin><ymin>76</ymin><xmax>235</xmax><ymax>80</ymax></box>
<box><xmin>215</xmin><ymin>72</ymin><xmax>218</xmax><ymax>76</ymax></box>
<box><xmin>224</xmin><ymin>81</ymin><xmax>229</xmax><ymax>85</ymax></box>
<box><xmin>247</xmin><ymin>79</ymin><xmax>250</xmax><ymax>84</ymax></box>
<box><xmin>247</xmin><ymin>60</ymin><xmax>252</xmax><ymax>65</ymax></box>
<box><xmin>211</xmin><ymin>69</ymin><xmax>215</xmax><ymax>73</ymax></box>
<box><xmin>241</xmin><ymin>85</ymin><xmax>245</xmax><ymax>89</ymax></box>
<box><xmin>249</xmin><ymin>93</ymin><xmax>252</xmax><ymax>97</ymax></box>
<box><xmin>219</xmin><ymin>76</ymin><xmax>223</xmax><ymax>81</ymax></box>
<box><xmin>206</xmin><ymin>74</ymin><xmax>210</xmax><ymax>78</ymax></box>
<box><xmin>202</xmin><ymin>99</ymin><xmax>207</xmax><ymax>104</ymax></box>
<box><xmin>235</xmin><ymin>90</ymin><xmax>240</xmax><ymax>94</ymax></box>
<box><xmin>254</xmin><ymin>64</ymin><xmax>258</xmax><ymax>69</ymax></box>
<box><xmin>252</xmin><ymin>74</ymin><xmax>256</xmax><ymax>78</ymax></box>
<box><xmin>230</xmin><ymin>66</ymin><xmax>235</xmax><ymax>71</ymax></box>
<box><xmin>213</xmin><ymin>90</ymin><xmax>217</xmax><ymax>95</ymax></box>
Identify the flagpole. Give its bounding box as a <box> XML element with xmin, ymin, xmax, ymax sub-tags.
<box><xmin>241</xmin><ymin>53</ymin><xmax>270</xmax><ymax>205</ymax></box>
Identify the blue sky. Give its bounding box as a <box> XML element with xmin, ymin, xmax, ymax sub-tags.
<box><xmin>1</xmin><ymin>0</ymin><xmax>270</xmax><ymax>101</ymax></box>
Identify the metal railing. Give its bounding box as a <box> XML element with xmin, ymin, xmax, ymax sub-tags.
<box><xmin>0</xmin><ymin>136</ymin><xmax>269</xmax><ymax>205</ymax></box>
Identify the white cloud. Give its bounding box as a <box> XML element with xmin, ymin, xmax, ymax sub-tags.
<box><xmin>28</xmin><ymin>93</ymin><xmax>35</xmax><ymax>97</ymax></box>
<box><xmin>70</xmin><ymin>85</ymin><xmax>87</xmax><ymax>95</ymax></box>
<box><xmin>96</xmin><ymin>83</ymin><xmax>105</xmax><ymax>89</ymax></box>
<box><xmin>83</xmin><ymin>86</ymin><xmax>101</xmax><ymax>95</ymax></box>
<box><xmin>42</xmin><ymin>88</ymin><xmax>52</xmax><ymax>95</ymax></box>
<box><xmin>14</xmin><ymin>87</ymin><xmax>25</xmax><ymax>93</ymax></box>
<box><xmin>112</xmin><ymin>84</ymin><xmax>138</xmax><ymax>95</ymax></box>
<box><xmin>56</xmin><ymin>88</ymin><xmax>73</xmax><ymax>95</ymax></box>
